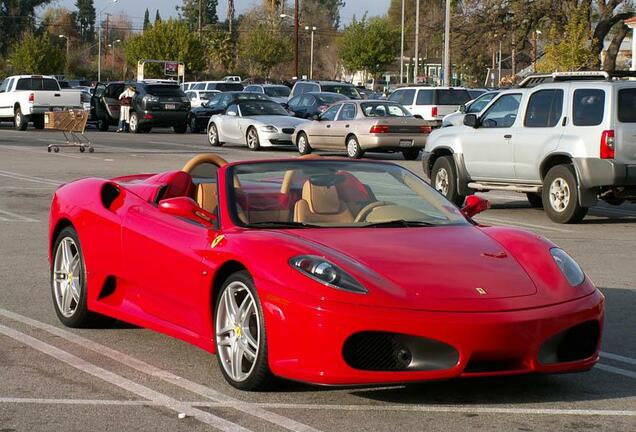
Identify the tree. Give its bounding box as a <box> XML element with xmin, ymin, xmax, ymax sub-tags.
<box><xmin>537</xmin><ymin>6</ymin><xmax>598</xmax><ymax>72</ymax></box>
<box><xmin>143</xmin><ymin>8</ymin><xmax>150</xmax><ymax>30</ymax></box>
<box><xmin>312</xmin><ymin>0</ymin><xmax>345</xmax><ymax>29</ymax></box>
<box><xmin>238</xmin><ymin>22</ymin><xmax>292</xmax><ymax>77</ymax></box>
<box><xmin>339</xmin><ymin>16</ymin><xmax>401</xmax><ymax>78</ymax></box>
<box><xmin>9</xmin><ymin>32</ymin><xmax>65</xmax><ymax>74</ymax></box>
<box><xmin>125</xmin><ymin>19</ymin><xmax>205</xmax><ymax>76</ymax></box>
<box><xmin>75</xmin><ymin>0</ymin><xmax>95</xmax><ymax>42</ymax></box>
<box><xmin>204</xmin><ymin>29</ymin><xmax>235</xmax><ymax>72</ymax></box>
<box><xmin>178</xmin><ymin>0</ymin><xmax>218</xmax><ymax>31</ymax></box>
<box><xmin>155</xmin><ymin>10</ymin><xmax>162</xmax><ymax>24</ymax></box>
<box><xmin>0</xmin><ymin>0</ymin><xmax>54</xmax><ymax>54</ymax></box>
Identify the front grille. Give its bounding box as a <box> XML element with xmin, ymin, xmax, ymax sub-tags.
<box><xmin>269</xmin><ymin>139</ymin><xmax>294</xmax><ymax>145</ymax></box>
<box><xmin>282</xmin><ymin>128</ymin><xmax>295</xmax><ymax>134</ymax></box>
<box><xmin>538</xmin><ymin>320</ymin><xmax>600</xmax><ymax>364</ymax></box>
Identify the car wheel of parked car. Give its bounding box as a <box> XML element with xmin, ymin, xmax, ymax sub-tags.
<box><xmin>402</xmin><ymin>149</ymin><xmax>420</xmax><ymax>160</ymax></box>
<box><xmin>32</xmin><ymin>115</ymin><xmax>45</xmax><ymax>129</ymax></box>
<box><xmin>189</xmin><ymin>117</ymin><xmax>200</xmax><ymax>133</ymax></box>
<box><xmin>542</xmin><ymin>164</ymin><xmax>588</xmax><ymax>224</ymax></box>
<box><xmin>346</xmin><ymin>136</ymin><xmax>363</xmax><ymax>159</ymax></box>
<box><xmin>297</xmin><ymin>132</ymin><xmax>312</xmax><ymax>155</ymax></box>
<box><xmin>215</xmin><ymin>270</ymin><xmax>273</xmax><ymax>390</ymax></box>
<box><xmin>129</xmin><ymin>112</ymin><xmax>141</xmax><ymax>134</ymax></box>
<box><xmin>526</xmin><ymin>192</ymin><xmax>543</xmax><ymax>208</ymax></box>
<box><xmin>208</xmin><ymin>123</ymin><xmax>222</xmax><ymax>146</ymax></box>
<box><xmin>246</xmin><ymin>127</ymin><xmax>260</xmax><ymax>151</ymax></box>
<box><xmin>14</xmin><ymin>108</ymin><xmax>28</xmax><ymax>131</ymax></box>
<box><xmin>173</xmin><ymin>124</ymin><xmax>187</xmax><ymax>134</ymax></box>
<box><xmin>431</xmin><ymin>156</ymin><xmax>466</xmax><ymax>207</ymax></box>
<box><xmin>98</xmin><ymin>119</ymin><xmax>110</xmax><ymax>131</ymax></box>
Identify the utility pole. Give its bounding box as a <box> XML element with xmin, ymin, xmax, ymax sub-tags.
<box><xmin>97</xmin><ymin>1</ymin><xmax>120</xmax><ymax>83</ymax></box>
<box><xmin>294</xmin><ymin>0</ymin><xmax>299</xmax><ymax>79</ymax></box>
<box><xmin>400</xmin><ymin>0</ymin><xmax>405</xmax><ymax>84</ymax></box>
<box><xmin>306</xmin><ymin>26</ymin><xmax>316</xmax><ymax>79</ymax></box>
<box><xmin>105</xmin><ymin>13</ymin><xmax>110</xmax><ymax>48</ymax></box>
<box><xmin>498</xmin><ymin>39</ymin><xmax>502</xmax><ymax>86</ymax></box>
<box><xmin>414</xmin><ymin>0</ymin><xmax>420</xmax><ymax>83</ymax></box>
<box><xmin>443</xmin><ymin>0</ymin><xmax>451</xmax><ymax>86</ymax></box>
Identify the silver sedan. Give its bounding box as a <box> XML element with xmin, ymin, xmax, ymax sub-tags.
<box><xmin>207</xmin><ymin>100</ymin><xmax>309</xmax><ymax>150</ymax></box>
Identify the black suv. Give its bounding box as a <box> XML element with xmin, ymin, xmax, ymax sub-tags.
<box><xmin>91</xmin><ymin>81</ymin><xmax>190</xmax><ymax>133</ymax></box>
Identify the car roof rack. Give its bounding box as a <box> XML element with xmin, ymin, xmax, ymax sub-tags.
<box><xmin>518</xmin><ymin>71</ymin><xmax>636</xmax><ymax>88</ymax></box>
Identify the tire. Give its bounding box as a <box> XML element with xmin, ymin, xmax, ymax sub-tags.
<box><xmin>51</xmin><ymin>226</ymin><xmax>102</xmax><ymax>328</ymax></box>
<box><xmin>526</xmin><ymin>192</ymin><xmax>543</xmax><ymax>208</ymax></box>
<box><xmin>297</xmin><ymin>132</ymin><xmax>312</xmax><ymax>155</ymax></box>
<box><xmin>246</xmin><ymin>127</ymin><xmax>260</xmax><ymax>151</ymax></box>
<box><xmin>129</xmin><ymin>112</ymin><xmax>141</xmax><ymax>133</ymax></box>
<box><xmin>208</xmin><ymin>123</ymin><xmax>223</xmax><ymax>146</ymax></box>
<box><xmin>346</xmin><ymin>135</ymin><xmax>363</xmax><ymax>159</ymax></box>
<box><xmin>173</xmin><ymin>123</ymin><xmax>187</xmax><ymax>134</ymax></box>
<box><xmin>98</xmin><ymin>118</ymin><xmax>110</xmax><ymax>132</ymax></box>
<box><xmin>14</xmin><ymin>107</ymin><xmax>28</xmax><ymax>131</ymax></box>
<box><xmin>542</xmin><ymin>164</ymin><xmax>588</xmax><ymax>224</ymax></box>
<box><xmin>402</xmin><ymin>148</ymin><xmax>420</xmax><ymax>160</ymax></box>
<box><xmin>189</xmin><ymin>116</ymin><xmax>200</xmax><ymax>133</ymax></box>
<box><xmin>214</xmin><ymin>270</ymin><xmax>273</xmax><ymax>391</ymax></box>
<box><xmin>431</xmin><ymin>156</ymin><xmax>466</xmax><ymax>206</ymax></box>
<box><xmin>32</xmin><ymin>114</ymin><xmax>45</xmax><ymax>129</ymax></box>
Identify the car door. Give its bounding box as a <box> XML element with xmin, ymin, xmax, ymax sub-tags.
<box><xmin>221</xmin><ymin>103</ymin><xmax>242</xmax><ymax>143</ymax></box>
<box><xmin>461</xmin><ymin>93</ymin><xmax>522</xmax><ymax>180</ymax></box>
<box><xmin>330</xmin><ymin>103</ymin><xmax>357</xmax><ymax>149</ymax></box>
<box><xmin>121</xmin><ymin>190</ymin><xmax>215</xmax><ymax>333</ymax></box>
<box><xmin>287</xmin><ymin>95</ymin><xmax>302</xmax><ymax>116</ymax></box>
<box><xmin>309</xmin><ymin>103</ymin><xmax>341</xmax><ymax>147</ymax></box>
<box><xmin>514</xmin><ymin>88</ymin><xmax>565</xmax><ymax>181</ymax></box>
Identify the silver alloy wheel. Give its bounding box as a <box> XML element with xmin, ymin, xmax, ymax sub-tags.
<box><xmin>208</xmin><ymin>124</ymin><xmax>218</xmax><ymax>145</ymax></box>
<box><xmin>298</xmin><ymin>134</ymin><xmax>308</xmax><ymax>153</ymax></box>
<box><xmin>435</xmin><ymin>168</ymin><xmax>450</xmax><ymax>195</ymax></box>
<box><xmin>129</xmin><ymin>114</ymin><xmax>137</xmax><ymax>131</ymax></box>
<box><xmin>216</xmin><ymin>281</ymin><xmax>260</xmax><ymax>382</ymax></box>
<box><xmin>53</xmin><ymin>237</ymin><xmax>82</xmax><ymax>318</ymax></box>
<box><xmin>247</xmin><ymin>129</ymin><xmax>258</xmax><ymax>149</ymax></box>
<box><xmin>347</xmin><ymin>138</ymin><xmax>358</xmax><ymax>157</ymax></box>
<box><xmin>549</xmin><ymin>177</ymin><xmax>570</xmax><ymax>213</ymax></box>
<box><xmin>15</xmin><ymin>111</ymin><xmax>21</xmax><ymax>125</ymax></box>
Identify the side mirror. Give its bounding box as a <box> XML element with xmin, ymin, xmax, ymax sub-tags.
<box><xmin>413</xmin><ymin>114</ymin><xmax>423</xmax><ymax>119</ymax></box>
<box><xmin>463</xmin><ymin>113</ymin><xmax>479</xmax><ymax>128</ymax></box>
<box><xmin>201</xmin><ymin>101</ymin><xmax>208</xmax><ymax>108</ymax></box>
<box><xmin>459</xmin><ymin>104</ymin><xmax>466</xmax><ymax>113</ymax></box>
<box><xmin>461</xmin><ymin>195</ymin><xmax>490</xmax><ymax>218</ymax></box>
<box><xmin>312</xmin><ymin>114</ymin><xmax>321</xmax><ymax>121</ymax></box>
<box><xmin>158</xmin><ymin>197</ymin><xmax>217</xmax><ymax>227</ymax></box>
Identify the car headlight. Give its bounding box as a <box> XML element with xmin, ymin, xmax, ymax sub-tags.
<box><xmin>550</xmin><ymin>248</ymin><xmax>585</xmax><ymax>286</ymax></box>
<box><xmin>289</xmin><ymin>255</ymin><xmax>367</xmax><ymax>294</ymax></box>
<box><xmin>259</xmin><ymin>125</ymin><xmax>278</xmax><ymax>133</ymax></box>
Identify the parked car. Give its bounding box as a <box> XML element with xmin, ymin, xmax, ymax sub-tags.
<box><xmin>289</xmin><ymin>80</ymin><xmax>361</xmax><ymax>100</ymax></box>
<box><xmin>286</xmin><ymin>92</ymin><xmax>348</xmax><ymax>119</ymax></box>
<box><xmin>388</xmin><ymin>86</ymin><xmax>471</xmax><ymax>126</ymax></box>
<box><xmin>293</xmin><ymin>100</ymin><xmax>433</xmax><ymax>160</ymax></box>
<box><xmin>185</xmin><ymin>90</ymin><xmax>219</xmax><ymax>108</ymax></box>
<box><xmin>91</xmin><ymin>81</ymin><xmax>190</xmax><ymax>133</ymax></box>
<box><xmin>0</xmin><ymin>75</ymin><xmax>81</xmax><ymax>130</ymax></box>
<box><xmin>243</xmin><ymin>84</ymin><xmax>291</xmax><ymax>104</ymax></box>
<box><xmin>442</xmin><ymin>91</ymin><xmax>500</xmax><ymax>127</ymax></box>
<box><xmin>223</xmin><ymin>75</ymin><xmax>242</xmax><ymax>82</ymax></box>
<box><xmin>192</xmin><ymin>81</ymin><xmax>244</xmax><ymax>92</ymax></box>
<box><xmin>467</xmin><ymin>88</ymin><xmax>488</xmax><ymax>99</ymax></box>
<box><xmin>423</xmin><ymin>71</ymin><xmax>636</xmax><ymax>223</ymax></box>
<box><xmin>207</xmin><ymin>99</ymin><xmax>309</xmax><ymax>150</ymax></box>
<box><xmin>188</xmin><ymin>92</ymin><xmax>271</xmax><ymax>133</ymax></box>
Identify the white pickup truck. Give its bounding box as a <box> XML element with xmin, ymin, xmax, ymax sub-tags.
<box><xmin>0</xmin><ymin>75</ymin><xmax>81</xmax><ymax>130</ymax></box>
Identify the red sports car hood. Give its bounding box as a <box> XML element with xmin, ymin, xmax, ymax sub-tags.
<box><xmin>288</xmin><ymin>226</ymin><xmax>538</xmax><ymax>308</ymax></box>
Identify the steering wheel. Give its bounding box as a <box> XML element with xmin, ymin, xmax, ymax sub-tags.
<box><xmin>181</xmin><ymin>153</ymin><xmax>228</xmax><ymax>175</ymax></box>
<box><xmin>354</xmin><ymin>201</ymin><xmax>388</xmax><ymax>223</ymax></box>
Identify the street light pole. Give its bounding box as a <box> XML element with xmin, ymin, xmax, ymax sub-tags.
<box><xmin>111</xmin><ymin>39</ymin><xmax>121</xmax><ymax>68</ymax></box>
<box><xmin>98</xmin><ymin>0</ymin><xmax>119</xmax><ymax>83</ymax></box>
<box><xmin>413</xmin><ymin>0</ymin><xmax>419</xmax><ymax>83</ymax></box>
<box><xmin>305</xmin><ymin>26</ymin><xmax>316</xmax><ymax>79</ymax></box>
<box><xmin>59</xmin><ymin>35</ymin><xmax>69</xmax><ymax>72</ymax></box>
<box><xmin>294</xmin><ymin>0</ymin><xmax>299</xmax><ymax>79</ymax></box>
<box><xmin>400</xmin><ymin>0</ymin><xmax>405</xmax><ymax>84</ymax></box>
<box><xmin>443</xmin><ymin>0</ymin><xmax>451</xmax><ymax>86</ymax></box>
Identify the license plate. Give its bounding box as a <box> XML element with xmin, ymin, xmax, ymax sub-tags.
<box><xmin>399</xmin><ymin>139</ymin><xmax>414</xmax><ymax>148</ymax></box>
<box><xmin>165</xmin><ymin>104</ymin><xmax>176</xmax><ymax>110</ymax></box>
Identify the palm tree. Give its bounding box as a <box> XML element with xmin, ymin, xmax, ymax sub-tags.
<box><xmin>228</xmin><ymin>0</ymin><xmax>234</xmax><ymax>34</ymax></box>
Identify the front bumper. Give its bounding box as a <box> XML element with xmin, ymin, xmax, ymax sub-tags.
<box><xmin>138</xmin><ymin>110</ymin><xmax>188</xmax><ymax>127</ymax></box>
<box><xmin>263</xmin><ymin>285</ymin><xmax>604</xmax><ymax>385</ymax></box>
<box><xmin>260</xmin><ymin>131</ymin><xmax>296</xmax><ymax>147</ymax></box>
<box><xmin>574</xmin><ymin>158</ymin><xmax>636</xmax><ymax>188</ymax></box>
<box><xmin>357</xmin><ymin>134</ymin><xmax>428</xmax><ymax>151</ymax></box>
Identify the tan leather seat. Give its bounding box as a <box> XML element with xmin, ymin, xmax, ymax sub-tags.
<box><xmin>196</xmin><ymin>183</ymin><xmax>218</xmax><ymax>214</ymax></box>
<box><xmin>294</xmin><ymin>180</ymin><xmax>353</xmax><ymax>224</ymax></box>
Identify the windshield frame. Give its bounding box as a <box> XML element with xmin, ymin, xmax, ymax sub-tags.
<box><xmin>238</xmin><ymin>100</ymin><xmax>289</xmax><ymax>116</ymax></box>
<box><xmin>224</xmin><ymin>160</ymin><xmax>471</xmax><ymax>229</ymax></box>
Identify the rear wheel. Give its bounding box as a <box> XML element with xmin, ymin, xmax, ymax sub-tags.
<box><xmin>32</xmin><ymin>114</ymin><xmax>45</xmax><ymax>129</ymax></box>
<box><xmin>402</xmin><ymin>148</ymin><xmax>420</xmax><ymax>160</ymax></box>
<box><xmin>246</xmin><ymin>127</ymin><xmax>260</xmax><ymax>151</ymax></box>
<box><xmin>346</xmin><ymin>135</ymin><xmax>363</xmax><ymax>159</ymax></box>
<box><xmin>297</xmin><ymin>132</ymin><xmax>312</xmax><ymax>155</ymax></box>
<box><xmin>431</xmin><ymin>156</ymin><xmax>465</xmax><ymax>206</ymax></box>
<box><xmin>14</xmin><ymin>108</ymin><xmax>28</xmax><ymax>131</ymax></box>
<box><xmin>129</xmin><ymin>112</ymin><xmax>141</xmax><ymax>133</ymax></box>
<box><xmin>526</xmin><ymin>192</ymin><xmax>543</xmax><ymax>208</ymax></box>
<box><xmin>215</xmin><ymin>270</ymin><xmax>273</xmax><ymax>390</ymax></box>
<box><xmin>173</xmin><ymin>123</ymin><xmax>187</xmax><ymax>134</ymax></box>
<box><xmin>542</xmin><ymin>164</ymin><xmax>588</xmax><ymax>224</ymax></box>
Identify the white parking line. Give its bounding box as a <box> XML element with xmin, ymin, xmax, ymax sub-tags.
<box><xmin>0</xmin><ymin>308</ymin><xmax>320</xmax><ymax>432</ymax></box>
<box><xmin>0</xmin><ymin>143</ymin><xmax>103</xmax><ymax>160</ymax></box>
<box><xmin>0</xmin><ymin>323</ymin><xmax>252</xmax><ymax>432</ymax></box>
<box><xmin>0</xmin><ymin>170</ymin><xmax>62</xmax><ymax>186</ymax></box>
<box><xmin>601</xmin><ymin>351</ymin><xmax>636</xmax><ymax>366</ymax></box>
<box><xmin>596</xmin><ymin>364</ymin><xmax>636</xmax><ymax>379</ymax></box>
<box><xmin>476</xmin><ymin>216</ymin><xmax>573</xmax><ymax>233</ymax></box>
<box><xmin>0</xmin><ymin>398</ymin><xmax>155</xmax><ymax>406</ymax></box>
<box><xmin>0</xmin><ymin>209</ymin><xmax>38</xmax><ymax>222</ymax></box>
<box><xmin>148</xmin><ymin>140</ymin><xmax>211</xmax><ymax>150</ymax></box>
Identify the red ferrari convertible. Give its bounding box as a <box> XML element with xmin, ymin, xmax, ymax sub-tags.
<box><xmin>49</xmin><ymin>154</ymin><xmax>604</xmax><ymax>390</ymax></box>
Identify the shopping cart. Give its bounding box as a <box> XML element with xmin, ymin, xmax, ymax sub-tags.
<box><xmin>44</xmin><ymin>109</ymin><xmax>94</xmax><ymax>153</ymax></box>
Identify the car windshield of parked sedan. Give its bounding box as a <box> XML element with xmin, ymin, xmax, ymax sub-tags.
<box><xmin>361</xmin><ymin>102</ymin><xmax>411</xmax><ymax>117</ymax></box>
<box><xmin>317</xmin><ymin>93</ymin><xmax>348</xmax><ymax>105</ymax></box>
<box><xmin>264</xmin><ymin>86</ymin><xmax>291</xmax><ymax>97</ymax></box>
<box><xmin>200</xmin><ymin>91</ymin><xmax>218</xmax><ymax>100</ymax></box>
<box><xmin>320</xmin><ymin>84</ymin><xmax>361</xmax><ymax>99</ymax></box>
<box><xmin>239</xmin><ymin>100</ymin><xmax>289</xmax><ymax>116</ymax></box>
<box><xmin>228</xmin><ymin>161</ymin><xmax>469</xmax><ymax>228</ymax></box>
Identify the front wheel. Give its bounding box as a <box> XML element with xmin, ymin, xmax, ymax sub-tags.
<box><xmin>346</xmin><ymin>135</ymin><xmax>363</xmax><ymax>158</ymax></box>
<box><xmin>189</xmin><ymin>116</ymin><xmax>200</xmax><ymax>133</ymax></box>
<box><xmin>215</xmin><ymin>271</ymin><xmax>273</xmax><ymax>390</ymax></box>
<box><xmin>297</xmin><ymin>132</ymin><xmax>312</xmax><ymax>155</ymax></box>
<box><xmin>208</xmin><ymin>123</ymin><xmax>222</xmax><ymax>146</ymax></box>
<box><xmin>129</xmin><ymin>112</ymin><xmax>141</xmax><ymax>133</ymax></box>
<box><xmin>542</xmin><ymin>164</ymin><xmax>588</xmax><ymax>224</ymax></box>
<box><xmin>431</xmin><ymin>156</ymin><xmax>465</xmax><ymax>206</ymax></box>
<box><xmin>173</xmin><ymin>123</ymin><xmax>187</xmax><ymax>134</ymax></box>
<box><xmin>246</xmin><ymin>127</ymin><xmax>260</xmax><ymax>151</ymax></box>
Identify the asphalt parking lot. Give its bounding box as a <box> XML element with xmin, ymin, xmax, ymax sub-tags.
<box><xmin>0</xmin><ymin>126</ymin><xmax>635</xmax><ymax>432</ymax></box>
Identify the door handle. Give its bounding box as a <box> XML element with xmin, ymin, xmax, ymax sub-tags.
<box><xmin>345</xmin><ymin>125</ymin><xmax>350</xmax><ymax>128</ymax></box>
<box><xmin>326</xmin><ymin>125</ymin><xmax>331</xmax><ymax>128</ymax></box>
<box><xmin>504</xmin><ymin>134</ymin><xmax>512</xmax><ymax>139</ymax></box>
<box><xmin>54</xmin><ymin>93</ymin><xmax>61</xmax><ymax>97</ymax></box>
<box><xmin>561</xmin><ymin>117</ymin><xmax>567</xmax><ymax>126</ymax></box>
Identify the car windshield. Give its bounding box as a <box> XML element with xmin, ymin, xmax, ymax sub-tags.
<box><xmin>213</xmin><ymin>83</ymin><xmax>244</xmax><ymax>91</ymax></box>
<box><xmin>264</xmin><ymin>86</ymin><xmax>291</xmax><ymax>97</ymax></box>
<box><xmin>236</xmin><ymin>93</ymin><xmax>269</xmax><ymax>101</ymax></box>
<box><xmin>228</xmin><ymin>161</ymin><xmax>469</xmax><ymax>228</ymax></box>
<box><xmin>200</xmin><ymin>91</ymin><xmax>218</xmax><ymax>100</ymax></box>
<box><xmin>317</xmin><ymin>94</ymin><xmax>347</xmax><ymax>104</ymax></box>
<box><xmin>361</xmin><ymin>102</ymin><xmax>411</xmax><ymax>117</ymax></box>
<box><xmin>239</xmin><ymin>100</ymin><xmax>288</xmax><ymax>116</ymax></box>
<box><xmin>146</xmin><ymin>85</ymin><xmax>184</xmax><ymax>97</ymax></box>
<box><xmin>320</xmin><ymin>84</ymin><xmax>361</xmax><ymax>99</ymax></box>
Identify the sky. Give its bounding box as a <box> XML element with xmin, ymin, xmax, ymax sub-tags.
<box><xmin>48</xmin><ymin>0</ymin><xmax>391</xmax><ymax>29</ymax></box>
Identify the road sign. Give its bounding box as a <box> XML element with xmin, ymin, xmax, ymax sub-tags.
<box><xmin>165</xmin><ymin>62</ymin><xmax>179</xmax><ymax>76</ymax></box>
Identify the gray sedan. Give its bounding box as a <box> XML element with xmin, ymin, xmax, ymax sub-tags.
<box><xmin>207</xmin><ymin>100</ymin><xmax>309</xmax><ymax>150</ymax></box>
<box><xmin>293</xmin><ymin>100</ymin><xmax>434</xmax><ymax>159</ymax></box>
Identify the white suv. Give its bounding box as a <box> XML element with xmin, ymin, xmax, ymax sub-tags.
<box><xmin>423</xmin><ymin>72</ymin><xmax>636</xmax><ymax>223</ymax></box>
<box><xmin>388</xmin><ymin>86</ymin><xmax>471</xmax><ymax>125</ymax></box>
